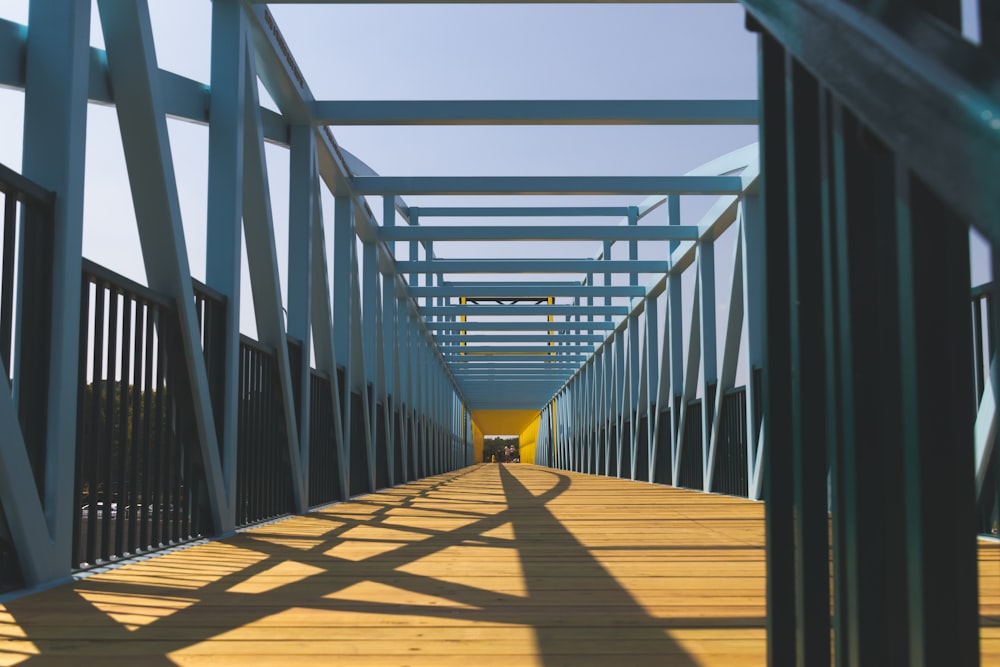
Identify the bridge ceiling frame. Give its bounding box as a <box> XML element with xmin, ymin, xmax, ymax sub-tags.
<box><xmin>0</xmin><ymin>0</ymin><xmax>760</xmax><ymax>592</ymax></box>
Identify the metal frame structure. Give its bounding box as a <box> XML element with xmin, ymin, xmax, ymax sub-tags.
<box><xmin>0</xmin><ymin>0</ymin><xmax>757</xmax><ymax>588</ymax></box>
<box><xmin>0</xmin><ymin>1</ymin><xmax>996</xmax><ymax>666</ymax></box>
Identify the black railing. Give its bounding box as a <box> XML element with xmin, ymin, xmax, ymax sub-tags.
<box><xmin>678</xmin><ymin>399</ymin><xmax>703</xmax><ymax>491</ymax></box>
<box><xmin>349</xmin><ymin>389</ymin><xmax>369</xmax><ymax>496</ymax></box>
<box><xmin>74</xmin><ymin>261</ymin><xmax>209</xmax><ymax>568</ymax></box>
<box><xmin>712</xmin><ymin>387</ymin><xmax>749</xmax><ymax>498</ymax></box>
<box><xmin>192</xmin><ymin>279</ymin><xmax>227</xmax><ymax>457</ymax></box>
<box><xmin>308</xmin><ymin>370</ymin><xmax>342</xmax><ymax>507</ymax></box>
<box><xmin>236</xmin><ymin>336</ymin><xmax>294</xmax><ymax>526</ymax></box>
<box><xmin>654</xmin><ymin>408</ymin><xmax>673</xmax><ymax>485</ymax></box>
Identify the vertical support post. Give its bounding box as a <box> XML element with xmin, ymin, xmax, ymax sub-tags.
<box><xmin>288</xmin><ymin>124</ymin><xmax>315</xmax><ymax>498</ymax></box>
<box><xmin>896</xmin><ymin>171</ymin><xmax>980</xmax><ymax>666</ymax></box>
<box><xmin>785</xmin><ymin>57</ymin><xmax>830</xmax><ymax>665</ymax></box>
<box><xmin>698</xmin><ymin>237</ymin><xmax>717</xmax><ymax>485</ymax></box>
<box><xmin>8</xmin><ymin>0</ymin><xmax>92</xmax><ymax>584</ymax></box>
<box><xmin>97</xmin><ymin>0</ymin><xmax>227</xmax><ymax>533</ymax></box>
<box><xmin>742</xmin><ymin>192</ymin><xmax>766</xmax><ymax>500</ymax></box>
<box><xmin>333</xmin><ymin>196</ymin><xmax>353</xmax><ymax>494</ymax></box>
<box><xmin>205</xmin><ymin>0</ymin><xmax>246</xmax><ymax>526</ymax></box>
<box><xmin>666</xmin><ymin>195</ymin><xmax>684</xmax><ymax>486</ymax></box>
<box><xmin>758</xmin><ymin>31</ymin><xmax>796</xmax><ymax>667</ymax></box>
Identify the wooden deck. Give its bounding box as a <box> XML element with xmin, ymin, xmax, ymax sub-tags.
<box><xmin>1</xmin><ymin>463</ymin><xmax>998</xmax><ymax>666</ymax></box>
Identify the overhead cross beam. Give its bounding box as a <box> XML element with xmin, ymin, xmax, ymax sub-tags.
<box><xmin>308</xmin><ymin>100</ymin><xmax>758</xmax><ymax>125</ymax></box>
<box><xmin>396</xmin><ymin>259</ymin><xmax>669</xmax><ymax>274</ymax></box>
<box><xmin>352</xmin><ymin>175</ymin><xmax>744</xmax><ymax>195</ymax></box>
<box><xmin>379</xmin><ymin>225</ymin><xmax>700</xmax><ymax>242</ymax></box>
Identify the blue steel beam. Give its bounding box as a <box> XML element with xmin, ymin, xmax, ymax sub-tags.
<box><xmin>307</xmin><ymin>100</ymin><xmax>757</xmax><ymax>125</ymax></box>
<box><xmin>440</xmin><ymin>346</ymin><xmax>593</xmax><ymax>354</ymax></box>
<box><xmin>450</xmin><ymin>353</ymin><xmax>589</xmax><ymax>362</ymax></box>
<box><xmin>396</xmin><ymin>259</ymin><xmax>668</xmax><ymax>274</ymax></box>
<box><xmin>6</xmin><ymin>0</ymin><xmax>91</xmax><ymax>586</ymax></box>
<box><xmin>423</xmin><ymin>305</ymin><xmax>627</xmax><ymax>317</ymax></box>
<box><xmin>252</xmin><ymin>0</ymin><xmax>738</xmax><ymax>4</ymax></box>
<box><xmin>428</xmin><ymin>321</ymin><xmax>617</xmax><ymax>331</ymax></box>
<box><xmin>451</xmin><ymin>364</ymin><xmax>580</xmax><ymax>371</ymax></box>
<box><xmin>408</xmin><ymin>282</ymin><xmax>646</xmax><ymax>299</ymax></box>
<box><xmin>409</xmin><ymin>206</ymin><xmax>629</xmax><ymax>217</ymax></box>
<box><xmin>379</xmin><ymin>225</ymin><xmax>700</xmax><ymax>242</ymax></box>
<box><xmin>352</xmin><ymin>175</ymin><xmax>744</xmax><ymax>195</ymax></box>
<box><xmin>0</xmin><ymin>18</ymin><xmax>290</xmax><ymax>146</ymax></box>
<box><xmin>409</xmin><ymin>285</ymin><xmax>644</xmax><ymax>298</ymax></box>
<box><xmin>434</xmin><ymin>335</ymin><xmax>606</xmax><ymax>343</ymax></box>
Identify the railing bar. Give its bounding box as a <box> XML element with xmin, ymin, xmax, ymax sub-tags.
<box><xmin>0</xmin><ymin>163</ymin><xmax>55</xmax><ymax>208</ymax></box>
<box><xmin>1</xmin><ymin>194</ymin><xmax>17</xmax><ymax>376</ymax></box>
<box><xmin>85</xmin><ymin>281</ymin><xmax>103</xmax><ymax>565</ymax></box>
<box><xmin>127</xmin><ymin>303</ymin><xmax>145</xmax><ymax>555</ymax></box>
<box><xmin>191</xmin><ymin>277</ymin><xmax>227</xmax><ymax>306</ymax></box>
<box><xmin>82</xmin><ymin>258</ymin><xmax>172</xmax><ymax>310</ymax></box>
<box><xmin>151</xmin><ymin>308</ymin><xmax>167</xmax><ymax>547</ymax></box>
<box><xmin>139</xmin><ymin>305</ymin><xmax>155</xmax><ymax>550</ymax></box>
<box><xmin>114</xmin><ymin>296</ymin><xmax>132</xmax><ymax>557</ymax></box>
<box><xmin>99</xmin><ymin>288</ymin><xmax>118</xmax><ymax>563</ymax></box>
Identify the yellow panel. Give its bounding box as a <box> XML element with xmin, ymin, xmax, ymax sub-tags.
<box><xmin>472</xmin><ymin>419</ymin><xmax>484</xmax><ymax>464</ymax></box>
<box><xmin>518</xmin><ymin>413</ymin><xmax>542</xmax><ymax>464</ymax></box>
<box><xmin>471</xmin><ymin>410</ymin><xmax>539</xmax><ymax>438</ymax></box>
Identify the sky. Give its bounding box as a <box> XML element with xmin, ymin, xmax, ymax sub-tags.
<box><xmin>0</xmin><ymin>1</ymin><xmax>990</xmax><ymax>375</ymax></box>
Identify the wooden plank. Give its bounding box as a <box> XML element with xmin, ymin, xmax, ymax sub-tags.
<box><xmin>0</xmin><ymin>464</ymin><xmax>995</xmax><ymax>665</ymax></box>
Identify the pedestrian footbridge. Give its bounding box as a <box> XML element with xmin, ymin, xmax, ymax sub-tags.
<box><xmin>1</xmin><ymin>1</ymin><xmax>1000</xmax><ymax>664</ymax></box>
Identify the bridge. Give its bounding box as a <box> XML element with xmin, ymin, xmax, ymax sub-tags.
<box><xmin>0</xmin><ymin>1</ymin><xmax>998</xmax><ymax>665</ymax></box>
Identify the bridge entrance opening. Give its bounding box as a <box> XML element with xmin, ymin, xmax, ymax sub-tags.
<box><xmin>484</xmin><ymin>435</ymin><xmax>520</xmax><ymax>464</ymax></box>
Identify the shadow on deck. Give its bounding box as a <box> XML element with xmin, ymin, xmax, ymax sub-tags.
<box><xmin>1</xmin><ymin>464</ymin><xmax>995</xmax><ymax>665</ymax></box>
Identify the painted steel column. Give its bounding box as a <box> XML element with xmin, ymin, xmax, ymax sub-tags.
<box><xmin>382</xmin><ymin>198</ymin><xmax>398</xmax><ymax>485</ymax></box>
<box><xmin>784</xmin><ymin>61</ymin><xmax>830</xmax><ymax>665</ymax></box>
<box><xmin>742</xmin><ymin>193</ymin><xmax>766</xmax><ymax>500</ymax></box>
<box><xmin>697</xmin><ymin>237</ymin><xmax>717</xmax><ymax>488</ymax></box>
<box><xmin>758</xmin><ymin>33</ymin><xmax>796</xmax><ymax>666</ymax></box>
<box><xmin>333</xmin><ymin>196</ymin><xmax>354</xmax><ymax>493</ymax></box>
<box><xmin>896</xmin><ymin>168</ymin><xmax>980</xmax><ymax>666</ymax></box>
<box><xmin>362</xmin><ymin>207</ymin><xmax>379</xmax><ymax>489</ymax></box>
<box><xmin>6</xmin><ymin>0</ymin><xmax>91</xmax><ymax>585</ymax></box>
<box><xmin>666</xmin><ymin>196</ymin><xmax>685</xmax><ymax>486</ymax></box>
<box><xmin>241</xmin><ymin>48</ymin><xmax>305</xmax><ymax>512</ymax></box>
<box><xmin>644</xmin><ymin>295</ymin><xmax>660</xmax><ymax>483</ymax></box>
<box><xmin>309</xmin><ymin>184</ymin><xmax>346</xmax><ymax>501</ymax></box>
<box><xmin>287</xmin><ymin>125</ymin><xmax>316</xmax><ymax>496</ymax></box>
<box><xmin>96</xmin><ymin>0</ymin><xmax>228</xmax><ymax>534</ymax></box>
<box><xmin>205</xmin><ymin>0</ymin><xmax>246</xmax><ymax>526</ymax></box>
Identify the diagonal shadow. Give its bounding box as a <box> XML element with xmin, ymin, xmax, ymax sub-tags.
<box><xmin>0</xmin><ymin>464</ymin><xmax>759</xmax><ymax>665</ymax></box>
<box><xmin>497</xmin><ymin>465</ymin><xmax>702</xmax><ymax>667</ymax></box>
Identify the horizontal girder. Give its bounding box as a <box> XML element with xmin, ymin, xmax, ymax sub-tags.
<box><xmin>397</xmin><ymin>259</ymin><xmax>668</xmax><ymax>274</ymax></box>
<box><xmin>352</xmin><ymin>175</ymin><xmax>744</xmax><ymax>195</ymax></box>
<box><xmin>379</xmin><ymin>225</ymin><xmax>699</xmax><ymax>242</ymax></box>
<box><xmin>427</xmin><ymin>321</ymin><xmax>616</xmax><ymax>331</ymax></box>
<box><xmin>409</xmin><ymin>285</ymin><xmax>645</xmax><ymax>298</ymax></box>
<box><xmin>308</xmin><ymin>100</ymin><xmax>757</xmax><ymax>125</ymax></box>
<box><xmin>422</xmin><ymin>305</ymin><xmax>627</xmax><ymax>316</ymax></box>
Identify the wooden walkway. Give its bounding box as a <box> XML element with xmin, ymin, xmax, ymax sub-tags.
<box><xmin>1</xmin><ymin>464</ymin><xmax>998</xmax><ymax>666</ymax></box>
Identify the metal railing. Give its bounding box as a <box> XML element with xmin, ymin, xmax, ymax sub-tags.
<box><xmin>308</xmin><ymin>370</ymin><xmax>342</xmax><ymax>507</ymax></box>
<box><xmin>0</xmin><ymin>163</ymin><xmax>55</xmax><ymax>592</ymax></box>
<box><xmin>74</xmin><ymin>261</ymin><xmax>209</xmax><ymax>568</ymax></box>
<box><xmin>235</xmin><ymin>335</ymin><xmax>294</xmax><ymax>526</ymax></box>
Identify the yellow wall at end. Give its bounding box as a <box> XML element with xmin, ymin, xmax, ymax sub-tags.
<box><xmin>471</xmin><ymin>409</ymin><xmax>541</xmax><ymax>463</ymax></box>
<box><xmin>517</xmin><ymin>413</ymin><xmax>542</xmax><ymax>464</ymax></box>
<box><xmin>471</xmin><ymin>419</ymin><xmax>484</xmax><ymax>464</ymax></box>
